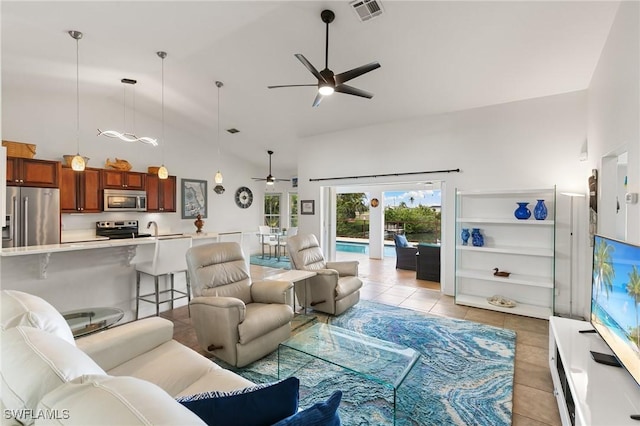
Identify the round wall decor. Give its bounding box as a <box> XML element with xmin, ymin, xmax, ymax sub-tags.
<box><xmin>235</xmin><ymin>187</ymin><xmax>253</xmax><ymax>209</ymax></box>
<box><xmin>370</xmin><ymin>198</ymin><xmax>379</xmax><ymax>208</ymax></box>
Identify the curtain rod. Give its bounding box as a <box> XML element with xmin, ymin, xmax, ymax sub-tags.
<box><xmin>309</xmin><ymin>168</ymin><xmax>460</xmax><ymax>182</ymax></box>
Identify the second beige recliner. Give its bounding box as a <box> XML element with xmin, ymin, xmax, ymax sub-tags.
<box><xmin>287</xmin><ymin>234</ymin><xmax>363</xmax><ymax>315</ymax></box>
<box><xmin>186</xmin><ymin>242</ymin><xmax>294</xmax><ymax>367</ymax></box>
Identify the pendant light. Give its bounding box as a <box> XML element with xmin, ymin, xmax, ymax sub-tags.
<box><xmin>157</xmin><ymin>51</ymin><xmax>168</xmax><ymax>180</ymax></box>
<box><xmin>97</xmin><ymin>79</ymin><xmax>158</xmax><ymax>146</ymax></box>
<box><xmin>213</xmin><ymin>80</ymin><xmax>225</xmax><ymax>194</ymax></box>
<box><xmin>69</xmin><ymin>30</ymin><xmax>85</xmax><ymax>171</ymax></box>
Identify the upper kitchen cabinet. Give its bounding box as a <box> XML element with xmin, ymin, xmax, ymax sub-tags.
<box><xmin>60</xmin><ymin>166</ymin><xmax>101</xmax><ymax>213</ymax></box>
<box><xmin>101</xmin><ymin>170</ymin><xmax>146</xmax><ymax>190</ymax></box>
<box><xmin>6</xmin><ymin>157</ymin><xmax>61</xmax><ymax>188</ymax></box>
<box><xmin>146</xmin><ymin>174</ymin><xmax>176</xmax><ymax>212</ymax></box>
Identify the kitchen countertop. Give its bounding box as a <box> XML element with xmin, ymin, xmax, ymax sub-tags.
<box><xmin>1</xmin><ymin>232</ymin><xmax>219</xmax><ymax>257</ymax></box>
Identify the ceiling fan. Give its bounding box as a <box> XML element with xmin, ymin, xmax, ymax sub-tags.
<box><xmin>268</xmin><ymin>9</ymin><xmax>381</xmax><ymax>107</ymax></box>
<box><xmin>252</xmin><ymin>150</ymin><xmax>290</xmax><ymax>185</ymax></box>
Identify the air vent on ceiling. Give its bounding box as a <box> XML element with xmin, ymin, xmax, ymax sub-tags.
<box><xmin>226</xmin><ymin>128</ymin><xmax>239</xmax><ymax>134</ymax></box>
<box><xmin>349</xmin><ymin>0</ymin><xmax>383</xmax><ymax>22</ymax></box>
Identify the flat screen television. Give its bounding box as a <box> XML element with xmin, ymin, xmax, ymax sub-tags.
<box><xmin>590</xmin><ymin>234</ymin><xmax>640</xmax><ymax>387</ymax></box>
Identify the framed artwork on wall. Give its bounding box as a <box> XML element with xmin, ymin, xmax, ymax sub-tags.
<box><xmin>301</xmin><ymin>200</ymin><xmax>315</xmax><ymax>215</ymax></box>
<box><xmin>181</xmin><ymin>178</ymin><xmax>208</xmax><ymax>219</ymax></box>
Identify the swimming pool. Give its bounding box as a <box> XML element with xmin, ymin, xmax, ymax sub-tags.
<box><xmin>336</xmin><ymin>241</ymin><xmax>396</xmax><ymax>257</ymax></box>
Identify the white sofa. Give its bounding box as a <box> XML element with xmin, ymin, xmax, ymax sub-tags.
<box><xmin>0</xmin><ymin>290</ymin><xmax>254</xmax><ymax>425</ymax></box>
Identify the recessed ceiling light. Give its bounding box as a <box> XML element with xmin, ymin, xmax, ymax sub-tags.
<box><xmin>226</xmin><ymin>128</ymin><xmax>239</xmax><ymax>134</ymax></box>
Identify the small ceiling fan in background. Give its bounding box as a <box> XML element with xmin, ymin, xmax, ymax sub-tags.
<box><xmin>252</xmin><ymin>150</ymin><xmax>290</xmax><ymax>186</ymax></box>
<box><xmin>268</xmin><ymin>9</ymin><xmax>381</xmax><ymax>107</ymax></box>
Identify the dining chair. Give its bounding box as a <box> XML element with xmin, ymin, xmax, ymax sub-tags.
<box><xmin>258</xmin><ymin>225</ymin><xmax>278</xmax><ymax>259</ymax></box>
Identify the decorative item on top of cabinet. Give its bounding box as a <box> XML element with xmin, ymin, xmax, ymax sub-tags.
<box><xmin>105</xmin><ymin>158</ymin><xmax>132</xmax><ymax>171</ymax></box>
<box><xmin>146</xmin><ymin>173</ymin><xmax>176</xmax><ymax>213</ymax></box>
<box><xmin>194</xmin><ymin>214</ymin><xmax>204</xmax><ymax>233</ymax></box>
<box><xmin>101</xmin><ymin>169</ymin><xmax>145</xmax><ymax>190</ymax></box>
<box><xmin>6</xmin><ymin>157</ymin><xmax>61</xmax><ymax>188</ymax></box>
<box><xmin>60</xmin><ymin>166</ymin><xmax>101</xmax><ymax>213</ymax></box>
<box><xmin>455</xmin><ymin>187</ymin><xmax>556</xmax><ymax>319</ymax></box>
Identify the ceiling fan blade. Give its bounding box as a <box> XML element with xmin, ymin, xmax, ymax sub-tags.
<box><xmin>275</xmin><ymin>178</ymin><xmax>291</xmax><ymax>182</ymax></box>
<box><xmin>334</xmin><ymin>62</ymin><xmax>381</xmax><ymax>85</ymax></box>
<box><xmin>312</xmin><ymin>92</ymin><xmax>324</xmax><ymax>107</ymax></box>
<box><xmin>295</xmin><ymin>54</ymin><xmax>327</xmax><ymax>84</ymax></box>
<box><xmin>267</xmin><ymin>84</ymin><xmax>317</xmax><ymax>89</ymax></box>
<box><xmin>335</xmin><ymin>84</ymin><xmax>374</xmax><ymax>99</ymax></box>
<box><xmin>252</xmin><ymin>178</ymin><xmax>267</xmax><ymax>181</ymax></box>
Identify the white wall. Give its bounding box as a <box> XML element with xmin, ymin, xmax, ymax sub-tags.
<box><xmin>297</xmin><ymin>91</ymin><xmax>591</xmax><ymax>314</ymax></box>
<box><xmin>587</xmin><ymin>0</ymin><xmax>640</xmax><ymax>245</ymax></box>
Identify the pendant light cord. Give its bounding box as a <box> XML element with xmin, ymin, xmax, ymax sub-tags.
<box><xmin>161</xmin><ymin>54</ymin><xmax>165</xmax><ymax>165</ymax></box>
<box><xmin>217</xmin><ymin>83</ymin><xmax>221</xmax><ymax>159</ymax></box>
<box><xmin>75</xmin><ymin>36</ymin><xmax>80</xmax><ymax>154</ymax></box>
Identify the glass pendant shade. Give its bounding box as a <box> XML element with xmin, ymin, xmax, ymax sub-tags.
<box><xmin>214</xmin><ymin>170</ymin><xmax>223</xmax><ymax>184</ymax></box>
<box><xmin>157</xmin><ymin>165</ymin><xmax>168</xmax><ymax>180</ymax></box>
<box><xmin>71</xmin><ymin>154</ymin><xmax>85</xmax><ymax>171</ymax></box>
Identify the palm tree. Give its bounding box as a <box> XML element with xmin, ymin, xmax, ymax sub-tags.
<box><xmin>625</xmin><ymin>265</ymin><xmax>640</xmax><ymax>347</ymax></box>
<box><xmin>593</xmin><ymin>238</ymin><xmax>615</xmax><ymax>315</ymax></box>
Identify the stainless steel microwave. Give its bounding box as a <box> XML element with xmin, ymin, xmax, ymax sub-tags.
<box><xmin>103</xmin><ymin>189</ymin><xmax>147</xmax><ymax>212</ymax></box>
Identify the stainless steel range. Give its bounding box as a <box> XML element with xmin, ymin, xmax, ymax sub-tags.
<box><xmin>95</xmin><ymin>220</ymin><xmax>152</xmax><ymax>239</ymax></box>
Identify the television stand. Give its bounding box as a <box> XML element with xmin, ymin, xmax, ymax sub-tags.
<box><xmin>549</xmin><ymin>316</ymin><xmax>640</xmax><ymax>425</ymax></box>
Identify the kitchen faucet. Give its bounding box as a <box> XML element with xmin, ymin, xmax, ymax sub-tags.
<box><xmin>147</xmin><ymin>221</ymin><xmax>159</xmax><ymax>238</ymax></box>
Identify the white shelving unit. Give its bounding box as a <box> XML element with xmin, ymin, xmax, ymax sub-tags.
<box><xmin>549</xmin><ymin>316</ymin><xmax>640</xmax><ymax>425</ymax></box>
<box><xmin>455</xmin><ymin>187</ymin><xmax>556</xmax><ymax>319</ymax></box>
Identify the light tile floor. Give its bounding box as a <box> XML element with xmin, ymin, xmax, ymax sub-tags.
<box><xmin>166</xmin><ymin>251</ymin><xmax>561</xmax><ymax>426</ymax></box>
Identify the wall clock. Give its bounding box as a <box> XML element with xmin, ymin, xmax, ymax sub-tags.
<box><xmin>235</xmin><ymin>187</ymin><xmax>253</xmax><ymax>209</ymax></box>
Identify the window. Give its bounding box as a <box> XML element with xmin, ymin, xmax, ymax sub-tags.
<box><xmin>264</xmin><ymin>193</ymin><xmax>281</xmax><ymax>228</ymax></box>
<box><xmin>289</xmin><ymin>193</ymin><xmax>298</xmax><ymax>227</ymax></box>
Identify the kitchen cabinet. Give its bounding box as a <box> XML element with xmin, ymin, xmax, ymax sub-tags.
<box><xmin>60</xmin><ymin>166</ymin><xmax>102</xmax><ymax>213</ymax></box>
<box><xmin>146</xmin><ymin>174</ymin><xmax>176</xmax><ymax>212</ymax></box>
<box><xmin>101</xmin><ymin>170</ymin><xmax>146</xmax><ymax>190</ymax></box>
<box><xmin>6</xmin><ymin>157</ymin><xmax>60</xmax><ymax>188</ymax></box>
<box><xmin>455</xmin><ymin>187</ymin><xmax>556</xmax><ymax>319</ymax></box>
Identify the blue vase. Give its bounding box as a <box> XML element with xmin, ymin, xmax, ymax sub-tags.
<box><xmin>471</xmin><ymin>228</ymin><xmax>484</xmax><ymax>247</ymax></box>
<box><xmin>461</xmin><ymin>228</ymin><xmax>470</xmax><ymax>245</ymax></box>
<box><xmin>514</xmin><ymin>202</ymin><xmax>531</xmax><ymax>220</ymax></box>
<box><xmin>533</xmin><ymin>199</ymin><xmax>548</xmax><ymax>220</ymax></box>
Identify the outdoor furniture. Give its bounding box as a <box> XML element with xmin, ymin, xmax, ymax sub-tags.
<box><xmin>258</xmin><ymin>225</ymin><xmax>279</xmax><ymax>259</ymax></box>
<box><xmin>416</xmin><ymin>243</ymin><xmax>441</xmax><ymax>282</ymax></box>
<box><xmin>393</xmin><ymin>234</ymin><xmax>417</xmax><ymax>271</ymax></box>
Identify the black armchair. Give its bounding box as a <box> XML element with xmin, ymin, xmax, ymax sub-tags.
<box><xmin>393</xmin><ymin>234</ymin><xmax>417</xmax><ymax>271</ymax></box>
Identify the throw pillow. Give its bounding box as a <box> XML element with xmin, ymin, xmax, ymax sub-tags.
<box><xmin>273</xmin><ymin>390</ymin><xmax>342</xmax><ymax>426</ymax></box>
<box><xmin>176</xmin><ymin>376</ymin><xmax>299</xmax><ymax>426</ymax></box>
<box><xmin>394</xmin><ymin>234</ymin><xmax>409</xmax><ymax>248</ymax></box>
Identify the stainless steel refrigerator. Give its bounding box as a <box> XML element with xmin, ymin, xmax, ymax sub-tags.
<box><xmin>2</xmin><ymin>187</ymin><xmax>60</xmax><ymax>248</ymax></box>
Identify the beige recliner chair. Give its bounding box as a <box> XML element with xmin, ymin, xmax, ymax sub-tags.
<box><xmin>287</xmin><ymin>234</ymin><xmax>363</xmax><ymax>315</ymax></box>
<box><xmin>186</xmin><ymin>242</ymin><xmax>294</xmax><ymax>367</ymax></box>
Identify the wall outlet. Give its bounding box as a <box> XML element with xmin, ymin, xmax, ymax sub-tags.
<box><xmin>625</xmin><ymin>192</ymin><xmax>638</xmax><ymax>204</ymax></box>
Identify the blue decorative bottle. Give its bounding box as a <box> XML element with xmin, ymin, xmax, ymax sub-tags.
<box><xmin>461</xmin><ymin>228</ymin><xmax>470</xmax><ymax>245</ymax></box>
<box><xmin>533</xmin><ymin>199</ymin><xmax>548</xmax><ymax>220</ymax></box>
<box><xmin>514</xmin><ymin>202</ymin><xmax>531</xmax><ymax>220</ymax></box>
<box><xmin>471</xmin><ymin>228</ymin><xmax>484</xmax><ymax>247</ymax></box>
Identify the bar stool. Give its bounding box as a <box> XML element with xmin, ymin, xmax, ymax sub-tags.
<box><xmin>135</xmin><ymin>237</ymin><xmax>193</xmax><ymax>319</ymax></box>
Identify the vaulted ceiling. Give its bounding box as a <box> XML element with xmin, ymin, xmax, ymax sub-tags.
<box><xmin>1</xmin><ymin>1</ymin><xmax>620</xmax><ymax>174</ymax></box>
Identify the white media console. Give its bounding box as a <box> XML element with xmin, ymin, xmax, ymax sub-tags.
<box><xmin>549</xmin><ymin>316</ymin><xmax>640</xmax><ymax>425</ymax></box>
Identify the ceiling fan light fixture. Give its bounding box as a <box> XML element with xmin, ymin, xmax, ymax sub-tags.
<box><xmin>266</xmin><ymin>175</ymin><xmax>275</xmax><ymax>185</ymax></box>
<box><xmin>318</xmin><ymin>85</ymin><xmax>334</xmax><ymax>96</ymax></box>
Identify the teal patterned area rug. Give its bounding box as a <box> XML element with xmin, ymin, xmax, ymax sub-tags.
<box><xmin>231</xmin><ymin>301</ymin><xmax>516</xmax><ymax>425</ymax></box>
<box><xmin>249</xmin><ymin>255</ymin><xmax>291</xmax><ymax>270</ymax></box>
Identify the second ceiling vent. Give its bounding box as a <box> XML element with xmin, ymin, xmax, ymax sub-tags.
<box><xmin>350</xmin><ymin>0</ymin><xmax>384</xmax><ymax>22</ymax></box>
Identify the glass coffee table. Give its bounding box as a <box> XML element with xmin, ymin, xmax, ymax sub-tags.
<box><xmin>62</xmin><ymin>307</ymin><xmax>124</xmax><ymax>338</ymax></box>
<box><xmin>278</xmin><ymin>323</ymin><xmax>419</xmax><ymax>424</ymax></box>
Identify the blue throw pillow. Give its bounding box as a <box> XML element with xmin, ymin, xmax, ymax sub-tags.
<box><xmin>176</xmin><ymin>377</ymin><xmax>299</xmax><ymax>426</ymax></box>
<box><xmin>273</xmin><ymin>390</ymin><xmax>342</xmax><ymax>426</ymax></box>
<box><xmin>394</xmin><ymin>234</ymin><xmax>409</xmax><ymax>248</ymax></box>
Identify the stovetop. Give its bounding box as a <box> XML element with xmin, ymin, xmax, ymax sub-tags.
<box><xmin>95</xmin><ymin>220</ymin><xmax>152</xmax><ymax>239</ymax></box>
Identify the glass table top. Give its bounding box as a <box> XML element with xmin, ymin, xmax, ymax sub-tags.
<box><xmin>62</xmin><ymin>307</ymin><xmax>124</xmax><ymax>338</ymax></box>
<box><xmin>279</xmin><ymin>323</ymin><xmax>419</xmax><ymax>389</ymax></box>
